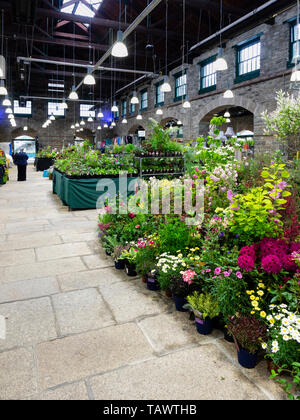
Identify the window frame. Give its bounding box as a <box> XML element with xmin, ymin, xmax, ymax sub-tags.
<box><xmin>140</xmin><ymin>89</ymin><xmax>148</xmax><ymax>111</ymax></box>
<box><xmin>174</xmin><ymin>71</ymin><xmax>187</xmax><ymax>102</ymax></box>
<box><xmin>199</xmin><ymin>55</ymin><xmax>217</xmax><ymax>94</ymax></box>
<box><xmin>121</xmin><ymin>99</ymin><xmax>127</xmax><ymax>117</ymax></box>
<box><xmin>155</xmin><ymin>81</ymin><xmax>165</xmax><ymax>107</ymax></box>
<box><xmin>288</xmin><ymin>18</ymin><xmax>300</xmax><ymax>68</ymax></box>
<box><xmin>234</xmin><ymin>35</ymin><xmax>262</xmax><ymax>84</ymax></box>
<box><xmin>47</xmin><ymin>101</ymin><xmax>65</xmax><ymax>118</ymax></box>
<box><xmin>13</xmin><ymin>100</ymin><xmax>32</xmax><ymax>117</ymax></box>
<box><xmin>79</xmin><ymin>103</ymin><xmax>96</xmax><ymax>119</ymax></box>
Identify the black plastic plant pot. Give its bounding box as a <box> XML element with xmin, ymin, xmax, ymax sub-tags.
<box><xmin>115</xmin><ymin>259</ymin><xmax>125</xmax><ymax>270</ymax></box>
<box><xmin>105</xmin><ymin>250</ymin><xmax>112</xmax><ymax>256</ymax></box>
<box><xmin>146</xmin><ymin>275</ymin><xmax>160</xmax><ymax>291</ymax></box>
<box><xmin>223</xmin><ymin>329</ymin><xmax>234</xmax><ymax>343</ymax></box>
<box><xmin>125</xmin><ymin>262</ymin><xmax>137</xmax><ymax>277</ymax></box>
<box><xmin>237</xmin><ymin>348</ymin><xmax>258</xmax><ymax>369</ymax></box>
<box><xmin>173</xmin><ymin>295</ymin><xmax>188</xmax><ymax>312</ymax></box>
<box><xmin>195</xmin><ymin>317</ymin><xmax>213</xmax><ymax>335</ymax></box>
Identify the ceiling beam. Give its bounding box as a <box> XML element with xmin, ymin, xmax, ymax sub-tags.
<box><xmin>53</xmin><ymin>31</ymin><xmax>89</xmax><ymax>41</ymax></box>
<box><xmin>35</xmin><ymin>7</ymin><xmax>179</xmax><ymax>38</ymax></box>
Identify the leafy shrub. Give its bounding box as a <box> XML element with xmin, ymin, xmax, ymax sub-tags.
<box><xmin>185</xmin><ymin>292</ymin><xmax>220</xmax><ymax>319</ymax></box>
<box><xmin>227</xmin><ymin>315</ymin><xmax>267</xmax><ymax>354</ymax></box>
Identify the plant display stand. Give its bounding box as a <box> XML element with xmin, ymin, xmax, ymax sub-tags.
<box><xmin>136</xmin><ymin>155</ymin><xmax>185</xmax><ymax>177</ymax></box>
<box><xmin>52</xmin><ymin>169</ymin><xmax>137</xmax><ymax>210</ymax></box>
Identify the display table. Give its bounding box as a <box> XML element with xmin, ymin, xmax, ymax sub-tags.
<box><xmin>52</xmin><ymin>169</ymin><xmax>137</xmax><ymax>210</ymax></box>
<box><xmin>35</xmin><ymin>157</ymin><xmax>55</xmax><ymax>171</ymax></box>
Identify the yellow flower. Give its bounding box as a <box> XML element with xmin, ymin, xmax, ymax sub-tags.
<box><xmin>255</xmin><ymin>297</ymin><xmax>259</xmax><ymax>301</ymax></box>
<box><xmin>195</xmin><ymin>247</ymin><xmax>200</xmax><ymax>251</ymax></box>
<box><xmin>258</xmin><ymin>283</ymin><xmax>265</xmax><ymax>289</ymax></box>
<box><xmin>251</xmin><ymin>311</ymin><xmax>255</xmax><ymax>315</ymax></box>
<box><xmin>255</xmin><ymin>307</ymin><xmax>261</xmax><ymax>311</ymax></box>
<box><xmin>257</xmin><ymin>290</ymin><xmax>264</xmax><ymax>297</ymax></box>
<box><xmin>178</xmin><ymin>254</ymin><xmax>183</xmax><ymax>258</ymax></box>
<box><xmin>252</xmin><ymin>301</ymin><xmax>258</xmax><ymax>307</ymax></box>
<box><xmin>250</xmin><ymin>295</ymin><xmax>255</xmax><ymax>301</ymax></box>
<box><xmin>260</xmin><ymin>311</ymin><xmax>266</xmax><ymax>318</ymax></box>
<box><xmin>194</xmin><ymin>256</ymin><xmax>200</xmax><ymax>260</ymax></box>
<box><xmin>269</xmin><ymin>318</ymin><xmax>275</xmax><ymax>325</ymax></box>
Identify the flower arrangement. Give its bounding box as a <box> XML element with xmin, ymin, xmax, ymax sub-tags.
<box><xmin>228</xmin><ymin>315</ymin><xmax>267</xmax><ymax>354</ymax></box>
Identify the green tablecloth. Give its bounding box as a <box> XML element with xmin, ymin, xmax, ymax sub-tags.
<box><xmin>53</xmin><ymin>169</ymin><xmax>137</xmax><ymax>210</ymax></box>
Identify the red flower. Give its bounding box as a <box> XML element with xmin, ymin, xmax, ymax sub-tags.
<box><xmin>261</xmin><ymin>254</ymin><xmax>282</xmax><ymax>274</ymax></box>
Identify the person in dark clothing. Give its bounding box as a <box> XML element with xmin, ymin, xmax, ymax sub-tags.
<box><xmin>13</xmin><ymin>149</ymin><xmax>29</xmax><ymax>181</ymax></box>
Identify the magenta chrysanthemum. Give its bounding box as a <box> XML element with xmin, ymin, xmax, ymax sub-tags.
<box><xmin>261</xmin><ymin>254</ymin><xmax>282</xmax><ymax>274</ymax></box>
<box><xmin>282</xmin><ymin>254</ymin><xmax>298</xmax><ymax>272</ymax></box>
<box><xmin>239</xmin><ymin>245</ymin><xmax>256</xmax><ymax>259</ymax></box>
<box><xmin>290</xmin><ymin>243</ymin><xmax>300</xmax><ymax>254</ymax></box>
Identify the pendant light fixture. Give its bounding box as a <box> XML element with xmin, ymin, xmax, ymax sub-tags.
<box><xmin>97</xmin><ymin>125</ymin><xmax>102</xmax><ymax>130</ymax></box>
<box><xmin>112</xmin><ymin>2</ymin><xmax>128</xmax><ymax>58</ymax></box>
<box><xmin>111</xmin><ymin>121</ymin><xmax>116</xmax><ymax>127</ymax></box>
<box><xmin>226</xmin><ymin>118</ymin><xmax>231</xmax><ymax>123</ymax></box>
<box><xmin>111</xmin><ymin>101</ymin><xmax>119</xmax><ymax>112</ymax></box>
<box><xmin>131</xmin><ymin>32</ymin><xmax>139</xmax><ymax>104</ymax></box>
<box><xmin>5</xmin><ymin>107</ymin><xmax>12</xmax><ymax>114</ymax></box>
<box><xmin>223</xmin><ymin>87</ymin><xmax>234</xmax><ymax>99</ymax></box>
<box><xmin>0</xmin><ymin>79</ymin><xmax>7</xmax><ymax>95</ymax></box>
<box><xmin>69</xmin><ymin>23</ymin><xmax>79</xmax><ymax>100</ymax></box>
<box><xmin>8</xmin><ymin>113</ymin><xmax>13</xmax><ymax>119</ymax></box>
<box><xmin>69</xmin><ymin>86</ymin><xmax>78</xmax><ymax>100</ymax></box>
<box><xmin>131</xmin><ymin>90</ymin><xmax>139</xmax><ymax>104</ymax></box>
<box><xmin>214</xmin><ymin>1</ymin><xmax>228</xmax><ymax>71</ymax></box>
<box><xmin>177</xmin><ymin>120</ymin><xmax>183</xmax><ymax>125</ymax></box>
<box><xmin>88</xmin><ymin>115</ymin><xmax>94</xmax><ymax>122</ymax></box>
<box><xmin>161</xmin><ymin>0</ymin><xmax>171</xmax><ymax>93</ymax></box>
<box><xmin>291</xmin><ymin>0</ymin><xmax>300</xmax><ymax>83</ymax></box>
<box><xmin>183</xmin><ymin>99</ymin><xmax>191</xmax><ymax>108</ymax></box>
<box><xmin>61</xmin><ymin>99</ymin><xmax>68</xmax><ymax>109</ymax></box>
<box><xmin>181</xmin><ymin>0</ymin><xmax>191</xmax><ymax>110</ymax></box>
<box><xmin>71</xmin><ymin>124</ymin><xmax>75</xmax><ymax>129</ymax></box>
<box><xmin>156</xmin><ymin>107</ymin><xmax>163</xmax><ymax>115</ymax></box>
<box><xmin>23</xmin><ymin>125</ymin><xmax>28</xmax><ymax>131</ymax></box>
<box><xmin>104</xmin><ymin>123</ymin><xmax>108</xmax><ymax>128</ymax></box>
<box><xmin>97</xmin><ymin>110</ymin><xmax>104</xmax><ymax>118</ymax></box>
<box><xmin>80</xmin><ymin>119</ymin><xmax>85</xmax><ymax>126</ymax></box>
<box><xmin>122</xmin><ymin>117</ymin><xmax>127</xmax><ymax>124</ymax></box>
<box><xmin>2</xmin><ymin>96</ymin><xmax>11</xmax><ymax>106</ymax></box>
<box><xmin>11</xmin><ymin>120</ymin><xmax>16</xmax><ymax>127</ymax></box>
<box><xmin>83</xmin><ymin>67</ymin><xmax>96</xmax><ymax>85</ymax></box>
<box><xmin>224</xmin><ymin>110</ymin><xmax>230</xmax><ymax>118</ymax></box>
<box><xmin>50</xmin><ymin>113</ymin><xmax>55</xmax><ymax>121</ymax></box>
<box><xmin>112</xmin><ymin>30</ymin><xmax>128</xmax><ymax>58</ymax></box>
<box><xmin>75</xmin><ymin>122</ymin><xmax>80</xmax><ymax>128</ymax></box>
<box><xmin>136</xmin><ymin>114</ymin><xmax>142</xmax><ymax>120</ymax></box>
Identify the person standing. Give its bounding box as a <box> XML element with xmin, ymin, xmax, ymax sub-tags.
<box><xmin>13</xmin><ymin>149</ymin><xmax>29</xmax><ymax>181</ymax></box>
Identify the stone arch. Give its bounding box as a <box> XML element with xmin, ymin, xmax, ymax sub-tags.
<box><xmin>128</xmin><ymin>124</ymin><xmax>145</xmax><ymax>135</ymax></box>
<box><xmin>11</xmin><ymin>127</ymin><xmax>38</xmax><ymax>139</ymax></box>
<box><xmin>160</xmin><ymin>117</ymin><xmax>179</xmax><ymax>127</ymax></box>
<box><xmin>197</xmin><ymin>94</ymin><xmax>264</xmax><ymax>123</ymax></box>
<box><xmin>75</xmin><ymin>128</ymin><xmax>93</xmax><ymax>142</ymax></box>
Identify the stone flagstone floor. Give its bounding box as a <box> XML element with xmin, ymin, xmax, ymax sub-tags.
<box><xmin>0</xmin><ymin>165</ymin><xmax>286</xmax><ymax>400</ymax></box>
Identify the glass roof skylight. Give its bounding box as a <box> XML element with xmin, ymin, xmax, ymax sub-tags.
<box><xmin>61</xmin><ymin>0</ymin><xmax>103</xmax><ymax>19</ymax></box>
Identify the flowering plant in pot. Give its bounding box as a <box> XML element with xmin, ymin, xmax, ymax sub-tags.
<box><xmin>184</xmin><ymin>291</ymin><xmax>220</xmax><ymax>335</ymax></box>
<box><xmin>135</xmin><ymin>235</ymin><xmax>159</xmax><ymax>283</ymax></box>
<box><xmin>227</xmin><ymin>315</ymin><xmax>267</xmax><ymax>369</ymax></box>
<box><xmin>156</xmin><ymin>252</ymin><xmax>185</xmax><ymax>298</ymax></box>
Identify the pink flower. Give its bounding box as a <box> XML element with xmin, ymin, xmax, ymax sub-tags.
<box><xmin>238</xmin><ymin>254</ymin><xmax>255</xmax><ymax>272</ymax></box>
<box><xmin>182</xmin><ymin>270</ymin><xmax>197</xmax><ymax>285</ymax></box>
<box><xmin>135</xmin><ymin>225</ymin><xmax>140</xmax><ymax>229</ymax></box>
<box><xmin>261</xmin><ymin>254</ymin><xmax>282</xmax><ymax>274</ymax></box>
<box><xmin>194</xmin><ymin>167</ymin><xmax>199</xmax><ymax>172</ymax></box>
<box><xmin>223</xmin><ymin>271</ymin><xmax>230</xmax><ymax>277</ymax></box>
<box><xmin>193</xmin><ymin>174</ymin><xmax>198</xmax><ymax>179</ymax></box>
<box><xmin>214</xmin><ymin>267</ymin><xmax>221</xmax><ymax>275</ymax></box>
<box><xmin>206</xmin><ymin>269</ymin><xmax>211</xmax><ymax>273</ymax></box>
<box><xmin>236</xmin><ymin>271</ymin><xmax>243</xmax><ymax>279</ymax></box>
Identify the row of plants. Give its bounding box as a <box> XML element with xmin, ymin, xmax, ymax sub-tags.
<box><xmin>97</xmin><ymin>140</ymin><xmax>300</xmax><ymax>398</ymax></box>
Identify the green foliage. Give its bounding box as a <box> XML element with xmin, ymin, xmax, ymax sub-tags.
<box><xmin>124</xmin><ymin>144</ymin><xmax>135</xmax><ymax>154</ymax></box>
<box><xmin>145</xmin><ymin>118</ymin><xmax>183</xmax><ymax>154</ymax></box>
<box><xmin>158</xmin><ymin>217</ymin><xmax>192</xmax><ymax>254</ymax></box>
<box><xmin>113</xmin><ymin>145</ymin><xmax>123</xmax><ymax>154</ymax></box>
<box><xmin>36</xmin><ymin>146</ymin><xmax>58</xmax><ymax>159</ymax></box>
<box><xmin>185</xmin><ymin>291</ymin><xmax>220</xmax><ymax>319</ymax></box>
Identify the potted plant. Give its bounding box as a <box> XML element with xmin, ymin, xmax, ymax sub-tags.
<box><xmin>135</xmin><ymin>237</ymin><xmax>158</xmax><ymax>285</ymax></box>
<box><xmin>112</xmin><ymin>244</ymin><xmax>128</xmax><ymax>270</ymax></box>
<box><xmin>156</xmin><ymin>252</ymin><xmax>185</xmax><ymax>301</ymax></box>
<box><xmin>184</xmin><ymin>292</ymin><xmax>220</xmax><ymax>335</ymax></box>
<box><xmin>146</xmin><ymin>269</ymin><xmax>160</xmax><ymax>291</ymax></box>
<box><xmin>227</xmin><ymin>315</ymin><xmax>267</xmax><ymax>369</ymax></box>
<box><xmin>119</xmin><ymin>247</ymin><xmax>138</xmax><ymax>276</ymax></box>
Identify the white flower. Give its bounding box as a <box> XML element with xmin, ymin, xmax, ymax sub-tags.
<box><xmin>281</xmin><ymin>328</ymin><xmax>288</xmax><ymax>335</ymax></box>
<box><xmin>272</xmin><ymin>346</ymin><xmax>279</xmax><ymax>353</ymax></box>
<box><xmin>280</xmin><ymin>304</ymin><xmax>287</xmax><ymax>308</ymax></box>
<box><xmin>262</xmin><ymin>343</ymin><xmax>267</xmax><ymax>350</ymax></box>
<box><xmin>272</xmin><ymin>340</ymin><xmax>278</xmax><ymax>347</ymax></box>
<box><xmin>281</xmin><ymin>318</ymin><xmax>289</xmax><ymax>326</ymax></box>
<box><xmin>282</xmin><ymin>335</ymin><xmax>290</xmax><ymax>341</ymax></box>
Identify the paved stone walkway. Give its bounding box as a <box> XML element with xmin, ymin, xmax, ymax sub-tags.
<box><xmin>0</xmin><ymin>166</ymin><xmax>286</xmax><ymax>400</ymax></box>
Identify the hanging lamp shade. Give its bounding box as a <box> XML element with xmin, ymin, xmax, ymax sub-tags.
<box><xmin>61</xmin><ymin>99</ymin><xmax>68</xmax><ymax>109</ymax></box>
<box><xmin>103</xmin><ymin>123</ymin><xmax>108</xmax><ymax>128</ymax></box>
<box><xmin>23</xmin><ymin>126</ymin><xmax>28</xmax><ymax>131</ymax></box>
<box><xmin>214</xmin><ymin>48</ymin><xmax>228</xmax><ymax>71</ymax></box>
<box><xmin>88</xmin><ymin>116</ymin><xmax>93</xmax><ymax>122</ymax></box>
<box><xmin>11</xmin><ymin>120</ymin><xmax>16</xmax><ymax>127</ymax></box>
<box><xmin>80</xmin><ymin>128</ymin><xmax>84</xmax><ymax>131</ymax></box>
<box><xmin>122</xmin><ymin>118</ymin><xmax>127</xmax><ymax>124</ymax></box>
<box><xmin>182</xmin><ymin>100</ymin><xmax>191</xmax><ymax>109</ymax></box>
<box><xmin>111</xmin><ymin>121</ymin><xmax>116</xmax><ymax>127</ymax></box>
<box><xmin>50</xmin><ymin>114</ymin><xmax>55</xmax><ymax>121</ymax></box>
<box><xmin>156</xmin><ymin>108</ymin><xmax>163</xmax><ymax>115</ymax></box>
<box><xmin>0</xmin><ymin>80</ymin><xmax>7</xmax><ymax>95</ymax></box>
<box><xmin>161</xmin><ymin>75</ymin><xmax>171</xmax><ymax>93</ymax></box>
<box><xmin>291</xmin><ymin>68</ymin><xmax>300</xmax><ymax>82</ymax></box>
<box><xmin>68</xmin><ymin>86</ymin><xmax>78</xmax><ymax>100</ymax></box>
<box><xmin>8</xmin><ymin>113</ymin><xmax>14</xmax><ymax>119</ymax></box>
<box><xmin>5</xmin><ymin>107</ymin><xmax>12</xmax><ymax>114</ymax></box>
<box><xmin>136</xmin><ymin>114</ymin><xmax>142</xmax><ymax>120</ymax></box>
<box><xmin>177</xmin><ymin>120</ymin><xmax>183</xmax><ymax>125</ymax></box>
<box><xmin>111</xmin><ymin>101</ymin><xmax>119</xmax><ymax>112</ymax></box>
<box><xmin>0</xmin><ymin>55</ymin><xmax>6</xmax><ymax>79</ymax></box>
<box><xmin>224</xmin><ymin>111</ymin><xmax>230</xmax><ymax>118</ymax></box>
<box><xmin>130</xmin><ymin>91</ymin><xmax>139</xmax><ymax>104</ymax></box>
<box><xmin>97</xmin><ymin>125</ymin><xmax>102</xmax><ymax>130</ymax></box>
<box><xmin>83</xmin><ymin>68</ymin><xmax>96</xmax><ymax>85</ymax></box>
<box><xmin>223</xmin><ymin>89</ymin><xmax>234</xmax><ymax>99</ymax></box>
<box><xmin>80</xmin><ymin>120</ymin><xmax>85</xmax><ymax>126</ymax></box>
<box><xmin>111</xmin><ymin>31</ymin><xmax>128</xmax><ymax>58</ymax></box>
<box><xmin>226</xmin><ymin>118</ymin><xmax>231</xmax><ymax>123</ymax></box>
<box><xmin>2</xmin><ymin>97</ymin><xmax>11</xmax><ymax>106</ymax></box>
<box><xmin>71</xmin><ymin>124</ymin><xmax>75</xmax><ymax>129</ymax></box>
<box><xmin>97</xmin><ymin>110</ymin><xmax>104</xmax><ymax>118</ymax></box>
<box><xmin>75</xmin><ymin>122</ymin><xmax>80</xmax><ymax>128</ymax></box>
